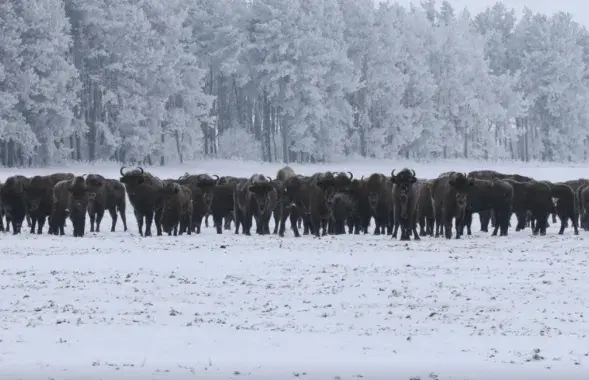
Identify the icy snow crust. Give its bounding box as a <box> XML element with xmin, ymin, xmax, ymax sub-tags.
<box><xmin>1</xmin><ymin>159</ymin><xmax>589</xmax><ymax>379</ymax></box>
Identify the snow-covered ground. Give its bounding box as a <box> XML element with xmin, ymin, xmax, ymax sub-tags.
<box><xmin>1</xmin><ymin>159</ymin><xmax>589</xmax><ymax>379</ymax></box>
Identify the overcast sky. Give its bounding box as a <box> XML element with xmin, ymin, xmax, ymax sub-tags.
<box><xmin>395</xmin><ymin>0</ymin><xmax>587</xmax><ymax>26</ymax></box>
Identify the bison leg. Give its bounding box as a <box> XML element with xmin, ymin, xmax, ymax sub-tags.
<box><xmin>272</xmin><ymin>208</ymin><xmax>281</xmax><ymax>234</ymax></box>
<box><xmin>144</xmin><ymin>212</ymin><xmax>155</xmax><ymax>237</ymax></box>
<box><xmin>193</xmin><ymin>214</ymin><xmax>203</xmax><ymax>234</ymax></box>
<box><xmin>213</xmin><ymin>213</ymin><xmax>224</xmax><ymax>234</ymax></box>
<box><xmin>30</xmin><ymin>215</ymin><xmax>37</xmax><ymax>234</ymax></box>
<box><xmin>108</xmin><ymin>208</ymin><xmax>118</xmax><ymax>232</ymax></box>
<box><xmin>93</xmin><ymin>209</ymin><xmax>104</xmax><ymax>233</ymax></box>
<box><xmin>412</xmin><ymin>219</ymin><xmax>421</xmax><ymax>240</ymax></box>
<box><xmin>233</xmin><ymin>208</ymin><xmax>242</xmax><ymax>234</ymax></box>
<box><xmin>134</xmin><ymin>212</ymin><xmax>144</xmax><ymax>236</ymax></box>
<box><xmin>119</xmin><ymin>203</ymin><xmax>128</xmax><ymax>232</ymax></box>
<box><xmin>154</xmin><ymin>208</ymin><xmax>163</xmax><ymax>236</ymax></box>
<box><xmin>478</xmin><ymin>211</ymin><xmax>490</xmax><ymax>232</ymax></box>
<box><xmin>36</xmin><ymin>215</ymin><xmax>46</xmax><ymax>234</ymax></box>
<box><xmin>278</xmin><ymin>207</ymin><xmax>290</xmax><ymax>237</ymax></box>
<box><xmin>243</xmin><ymin>209</ymin><xmax>253</xmax><ymax>236</ymax></box>
<box><xmin>204</xmin><ymin>214</ymin><xmax>209</xmax><ymax>228</ymax></box>
<box><xmin>0</xmin><ymin>214</ymin><xmax>4</xmax><ymax>232</ymax></box>
<box><xmin>373</xmin><ymin>220</ymin><xmax>381</xmax><ymax>235</ymax></box>
<box><xmin>392</xmin><ymin>219</ymin><xmax>400</xmax><ymax>239</ymax></box>
<box><xmin>223</xmin><ymin>214</ymin><xmax>232</xmax><ymax>230</ymax></box>
<box><xmin>89</xmin><ymin>211</ymin><xmax>96</xmax><ymax>232</ymax></box>
<box><xmin>187</xmin><ymin>214</ymin><xmax>193</xmax><ymax>235</ymax></box>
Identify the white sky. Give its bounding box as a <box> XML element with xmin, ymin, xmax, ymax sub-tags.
<box><xmin>394</xmin><ymin>0</ymin><xmax>588</xmax><ymax>27</ymax></box>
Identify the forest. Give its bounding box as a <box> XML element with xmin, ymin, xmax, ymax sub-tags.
<box><xmin>1</xmin><ymin>0</ymin><xmax>588</xmax><ymax>167</ymax></box>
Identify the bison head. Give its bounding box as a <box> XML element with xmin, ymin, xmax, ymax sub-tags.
<box><xmin>334</xmin><ymin>171</ymin><xmax>354</xmax><ymax>190</ymax></box>
<box><xmin>119</xmin><ymin>166</ymin><xmax>146</xmax><ymax>186</ymax></box>
<box><xmin>197</xmin><ymin>174</ymin><xmax>218</xmax><ymax>209</ymax></box>
<box><xmin>248</xmin><ymin>182</ymin><xmax>274</xmax><ymax>215</ymax></box>
<box><xmin>448</xmin><ymin>172</ymin><xmax>474</xmax><ymax>191</ymax></box>
<box><xmin>390</xmin><ymin>168</ymin><xmax>417</xmax><ymax>184</ymax></box>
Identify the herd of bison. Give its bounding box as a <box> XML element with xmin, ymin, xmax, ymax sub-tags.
<box><xmin>0</xmin><ymin>165</ymin><xmax>584</xmax><ymax>240</ymax></box>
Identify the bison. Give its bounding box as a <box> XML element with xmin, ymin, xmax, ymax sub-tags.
<box><xmin>503</xmin><ymin>179</ymin><xmax>552</xmax><ymax>235</ymax></box>
<box><xmin>50</xmin><ymin>176</ymin><xmax>89</xmax><ymax>237</ymax></box>
<box><xmin>119</xmin><ymin>166</ymin><xmax>164</xmax><ymax>237</ymax></box>
<box><xmin>277</xmin><ymin>174</ymin><xmax>310</xmax><ymax>237</ymax></box>
<box><xmin>0</xmin><ymin>175</ymin><xmax>31</xmax><ymax>234</ymax></box>
<box><xmin>210</xmin><ymin>180</ymin><xmax>238</xmax><ymax>234</ymax></box>
<box><xmin>391</xmin><ymin>168</ymin><xmax>420</xmax><ymax>240</ymax></box>
<box><xmin>363</xmin><ymin>173</ymin><xmax>393</xmax><ymax>235</ymax></box>
<box><xmin>327</xmin><ymin>192</ymin><xmax>355</xmax><ymax>235</ymax></box>
<box><xmin>85</xmin><ymin>174</ymin><xmax>128</xmax><ymax>233</ymax></box>
<box><xmin>26</xmin><ymin>172</ymin><xmax>74</xmax><ymax>234</ymax></box>
<box><xmin>456</xmin><ymin>177</ymin><xmax>514</xmax><ymax>237</ymax></box>
<box><xmin>159</xmin><ymin>181</ymin><xmax>193</xmax><ymax>236</ymax></box>
<box><xmin>542</xmin><ymin>181</ymin><xmax>579</xmax><ymax>235</ymax></box>
<box><xmin>431</xmin><ymin>172</ymin><xmax>470</xmax><ymax>239</ymax></box>
<box><xmin>233</xmin><ymin>177</ymin><xmax>256</xmax><ymax>235</ymax></box>
<box><xmin>417</xmin><ymin>180</ymin><xmax>435</xmax><ymax>236</ymax></box>
<box><xmin>248</xmin><ymin>174</ymin><xmax>277</xmax><ymax>235</ymax></box>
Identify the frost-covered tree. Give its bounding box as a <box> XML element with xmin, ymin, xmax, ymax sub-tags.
<box><xmin>2</xmin><ymin>0</ymin><xmax>589</xmax><ymax>165</ymax></box>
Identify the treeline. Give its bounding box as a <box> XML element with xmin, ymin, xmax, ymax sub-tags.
<box><xmin>0</xmin><ymin>0</ymin><xmax>588</xmax><ymax>167</ymax></box>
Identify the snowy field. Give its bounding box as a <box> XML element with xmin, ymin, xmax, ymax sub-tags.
<box><xmin>2</xmin><ymin>158</ymin><xmax>589</xmax><ymax>379</ymax></box>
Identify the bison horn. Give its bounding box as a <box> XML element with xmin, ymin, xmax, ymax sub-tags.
<box><xmin>81</xmin><ymin>174</ymin><xmax>87</xmax><ymax>179</ymax></box>
<box><xmin>347</xmin><ymin>171</ymin><xmax>353</xmax><ymax>180</ymax></box>
<box><xmin>266</xmin><ymin>176</ymin><xmax>273</xmax><ymax>182</ymax></box>
<box><xmin>120</xmin><ymin>166</ymin><xmax>127</xmax><ymax>176</ymax></box>
<box><xmin>213</xmin><ymin>174</ymin><xmax>219</xmax><ymax>182</ymax></box>
<box><xmin>391</xmin><ymin>169</ymin><xmax>396</xmax><ymax>178</ymax></box>
<box><xmin>137</xmin><ymin>167</ymin><xmax>144</xmax><ymax>175</ymax></box>
<box><xmin>361</xmin><ymin>175</ymin><xmax>364</xmax><ymax>181</ymax></box>
<box><xmin>411</xmin><ymin>169</ymin><xmax>416</xmax><ymax>178</ymax></box>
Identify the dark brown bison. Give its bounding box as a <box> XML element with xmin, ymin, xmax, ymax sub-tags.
<box><xmin>363</xmin><ymin>173</ymin><xmax>393</xmax><ymax>235</ymax></box>
<box><xmin>50</xmin><ymin>176</ymin><xmax>89</xmax><ymax>237</ymax></box>
<box><xmin>503</xmin><ymin>179</ymin><xmax>552</xmax><ymax>235</ymax></box>
<box><xmin>326</xmin><ymin>192</ymin><xmax>355</xmax><ymax>235</ymax></box>
<box><xmin>159</xmin><ymin>181</ymin><xmax>193</xmax><ymax>236</ymax></box>
<box><xmin>244</xmin><ymin>174</ymin><xmax>276</xmax><ymax>235</ymax></box>
<box><xmin>417</xmin><ymin>180</ymin><xmax>434</xmax><ymax>236</ymax></box>
<box><xmin>542</xmin><ymin>181</ymin><xmax>579</xmax><ymax>235</ymax></box>
<box><xmin>26</xmin><ymin>172</ymin><xmax>74</xmax><ymax>234</ymax></box>
<box><xmin>276</xmin><ymin>174</ymin><xmax>310</xmax><ymax>237</ymax></box>
<box><xmin>84</xmin><ymin>174</ymin><xmax>127</xmax><ymax>233</ymax></box>
<box><xmin>308</xmin><ymin>172</ymin><xmax>337</xmax><ymax>237</ymax></box>
<box><xmin>273</xmin><ymin>166</ymin><xmax>297</xmax><ymax>234</ymax></box>
<box><xmin>467</xmin><ymin>170</ymin><xmax>533</xmax><ymax>232</ymax></box>
<box><xmin>0</xmin><ymin>175</ymin><xmax>31</xmax><ymax>234</ymax></box>
<box><xmin>431</xmin><ymin>172</ymin><xmax>469</xmax><ymax>239</ymax></box>
<box><xmin>210</xmin><ymin>180</ymin><xmax>239</xmax><ymax>234</ymax></box>
<box><xmin>119</xmin><ymin>166</ymin><xmax>164</xmax><ymax>237</ymax></box>
<box><xmin>233</xmin><ymin>177</ymin><xmax>256</xmax><ymax>235</ymax></box>
<box><xmin>391</xmin><ymin>168</ymin><xmax>420</xmax><ymax>240</ymax></box>
<box><xmin>456</xmin><ymin>177</ymin><xmax>514</xmax><ymax>237</ymax></box>
<box><xmin>175</xmin><ymin>173</ymin><xmax>218</xmax><ymax>233</ymax></box>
